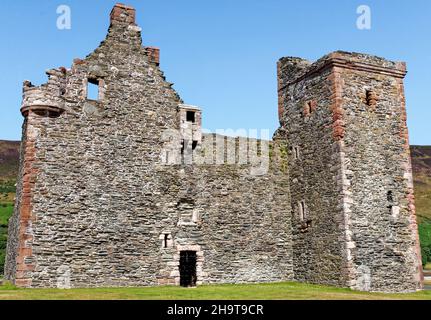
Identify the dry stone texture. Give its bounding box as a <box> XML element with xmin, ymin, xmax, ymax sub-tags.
<box><xmin>5</xmin><ymin>4</ymin><xmax>423</xmax><ymax>293</ymax></box>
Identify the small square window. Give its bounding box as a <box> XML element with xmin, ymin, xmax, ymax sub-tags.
<box><xmin>186</xmin><ymin>111</ymin><xmax>196</xmax><ymax>123</ymax></box>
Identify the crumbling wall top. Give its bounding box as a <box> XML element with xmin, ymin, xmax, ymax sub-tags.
<box><xmin>278</xmin><ymin>51</ymin><xmax>407</xmax><ymax>87</ymax></box>
<box><xmin>110</xmin><ymin>3</ymin><xmax>136</xmax><ymax>26</ymax></box>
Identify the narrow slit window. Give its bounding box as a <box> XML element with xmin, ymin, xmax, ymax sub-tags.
<box><xmin>305</xmin><ymin>101</ymin><xmax>312</xmax><ymax>115</ymax></box>
<box><xmin>293</xmin><ymin>146</ymin><xmax>300</xmax><ymax>160</ymax></box>
<box><xmin>387</xmin><ymin>191</ymin><xmax>394</xmax><ymax>203</ymax></box>
<box><xmin>181</xmin><ymin>140</ymin><xmax>185</xmax><ymax>154</ymax></box>
<box><xmin>87</xmin><ymin>78</ymin><xmax>99</xmax><ymax>100</ymax></box>
<box><xmin>304</xmin><ymin>100</ymin><xmax>316</xmax><ymax>116</ymax></box>
<box><xmin>186</xmin><ymin>111</ymin><xmax>196</xmax><ymax>123</ymax></box>
<box><xmin>164</xmin><ymin>234</ymin><xmax>169</xmax><ymax>248</ymax></box>
<box><xmin>299</xmin><ymin>201</ymin><xmax>306</xmax><ymax>222</ymax></box>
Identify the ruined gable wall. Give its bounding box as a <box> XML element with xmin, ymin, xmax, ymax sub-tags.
<box><xmin>6</xmin><ymin>6</ymin><xmax>183</xmax><ymax>287</ymax></box>
<box><xmin>6</xmin><ymin>4</ymin><xmax>293</xmax><ymax>288</ymax></box>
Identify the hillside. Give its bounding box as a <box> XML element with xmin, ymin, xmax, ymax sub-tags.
<box><xmin>411</xmin><ymin>146</ymin><xmax>431</xmax><ymax>177</ymax></box>
<box><xmin>412</xmin><ymin>146</ymin><xmax>431</xmax><ymax>222</ymax></box>
<box><xmin>0</xmin><ymin>141</ymin><xmax>19</xmax><ymax>183</ymax></box>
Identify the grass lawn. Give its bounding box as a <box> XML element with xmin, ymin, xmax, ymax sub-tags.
<box><xmin>0</xmin><ymin>282</ymin><xmax>430</xmax><ymax>300</ymax></box>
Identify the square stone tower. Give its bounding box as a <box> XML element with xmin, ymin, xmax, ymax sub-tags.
<box><xmin>277</xmin><ymin>51</ymin><xmax>423</xmax><ymax>292</ymax></box>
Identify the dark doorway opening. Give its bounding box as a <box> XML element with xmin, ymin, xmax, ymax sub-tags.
<box><xmin>179</xmin><ymin>251</ymin><xmax>197</xmax><ymax>287</ymax></box>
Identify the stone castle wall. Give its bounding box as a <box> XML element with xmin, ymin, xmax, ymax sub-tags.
<box><xmin>5</xmin><ymin>4</ymin><xmax>293</xmax><ymax>288</ymax></box>
<box><xmin>5</xmin><ymin>3</ymin><xmax>423</xmax><ymax>292</ymax></box>
<box><xmin>278</xmin><ymin>51</ymin><xmax>423</xmax><ymax>292</ymax></box>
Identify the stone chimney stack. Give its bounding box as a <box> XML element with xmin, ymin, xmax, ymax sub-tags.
<box><xmin>110</xmin><ymin>3</ymin><xmax>136</xmax><ymax>26</ymax></box>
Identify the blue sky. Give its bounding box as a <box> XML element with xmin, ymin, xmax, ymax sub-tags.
<box><xmin>1</xmin><ymin>0</ymin><xmax>430</xmax><ymax>144</ymax></box>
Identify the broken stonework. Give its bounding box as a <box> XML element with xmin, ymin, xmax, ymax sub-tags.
<box><xmin>5</xmin><ymin>4</ymin><xmax>423</xmax><ymax>293</ymax></box>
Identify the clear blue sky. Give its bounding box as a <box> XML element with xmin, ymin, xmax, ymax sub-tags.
<box><xmin>1</xmin><ymin>0</ymin><xmax>430</xmax><ymax>144</ymax></box>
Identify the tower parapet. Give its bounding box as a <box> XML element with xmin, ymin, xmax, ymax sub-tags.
<box><xmin>21</xmin><ymin>68</ymin><xmax>67</xmax><ymax>118</ymax></box>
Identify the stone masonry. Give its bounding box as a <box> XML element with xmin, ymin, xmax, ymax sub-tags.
<box><xmin>277</xmin><ymin>52</ymin><xmax>423</xmax><ymax>292</ymax></box>
<box><xmin>5</xmin><ymin>4</ymin><xmax>423</xmax><ymax>292</ymax></box>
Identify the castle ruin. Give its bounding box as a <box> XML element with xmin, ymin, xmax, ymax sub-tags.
<box><xmin>5</xmin><ymin>4</ymin><xmax>423</xmax><ymax>292</ymax></box>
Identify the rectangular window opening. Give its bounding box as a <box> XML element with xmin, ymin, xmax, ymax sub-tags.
<box><xmin>87</xmin><ymin>78</ymin><xmax>99</xmax><ymax>100</ymax></box>
<box><xmin>186</xmin><ymin>111</ymin><xmax>196</xmax><ymax>123</ymax></box>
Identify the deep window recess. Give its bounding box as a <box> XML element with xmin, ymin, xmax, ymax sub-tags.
<box><xmin>192</xmin><ymin>141</ymin><xmax>198</xmax><ymax>151</ymax></box>
<box><xmin>387</xmin><ymin>191</ymin><xmax>394</xmax><ymax>203</ymax></box>
<box><xmin>366</xmin><ymin>90</ymin><xmax>377</xmax><ymax>107</ymax></box>
<box><xmin>186</xmin><ymin>111</ymin><xmax>196</xmax><ymax>123</ymax></box>
<box><xmin>305</xmin><ymin>101</ymin><xmax>312</xmax><ymax>115</ymax></box>
<box><xmin>304</xmin><ymin>100</ymin><xmax>316</xmax><ymax>116</ymax></box>
<box><xmin>87</xmin><ymin>78</ymin><xmax>99</xmax><ymax>100</ymax></box>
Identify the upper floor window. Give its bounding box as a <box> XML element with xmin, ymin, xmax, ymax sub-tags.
<box><xmin>186</xmin><ymin>111</ymin><xmax>196</xmax><ymax>123</ymax></box>
<box><xmin>87</xmin><ymin>78</ymin><xmax>100</xmax><ymax>101</ymax></box>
